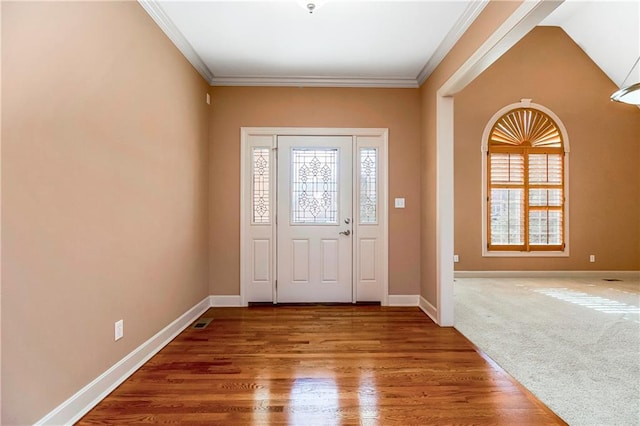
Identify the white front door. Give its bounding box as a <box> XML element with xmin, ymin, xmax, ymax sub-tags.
<box><xmin>276</xmin><ymin>136</ymin><xmax>353</xmax><ymax>303</ymax></box>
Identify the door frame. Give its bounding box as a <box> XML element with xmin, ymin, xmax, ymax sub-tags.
<box><xmin>240</xmin><ymin>127</ymin><xmax>389</xmax><ymax>306</ymax></box>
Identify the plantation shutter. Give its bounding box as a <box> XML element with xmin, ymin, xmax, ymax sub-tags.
<box><xmin>489</xmin><ymin>153</ymin><xmax>525</xmax><ymax>247</ymax></box>
<box><xmin>527</xmin><ymin>153</ymin><xmax>564</xmax><ymax>249</ymax></box>
<box><xmin>487</xmin><ymin>107</ymin><xmax>565</xmax><ymax>252</ymax></box>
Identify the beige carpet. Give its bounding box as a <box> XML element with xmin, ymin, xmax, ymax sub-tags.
<box><xmin>454</xmin><ymin>276</ymin><xmax>640</xmax><ymax>426</ymax></box>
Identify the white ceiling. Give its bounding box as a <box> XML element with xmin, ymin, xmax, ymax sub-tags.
<box><xmin>541</xmin><ymin>0</ymin><xmax>640</xmax><ymax>88</ymax></box>
<box><xmin>140</xmin><ymin>0</ymin><xmax>640</xmax><ymax>89</ymax></box>
<box><xmin>141</xmin><ymin>0</ymin><xmax>483</xmax><ymax>87</ymax></box>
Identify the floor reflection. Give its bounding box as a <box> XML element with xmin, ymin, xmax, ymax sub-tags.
<box><xmin>535</xmin><ymin>287</ymin><xmax>640</xmax><ymax>316</ymax></box>
<box><xmin>357</xmin><ymin>372</ymin><xmax>379</xmax><ymax>425</ymax></box>
<box><xmin>252</xmin><ymin>373</ymin><xmax>271</xmax><ymax>425</ymax></box>
<box><xmin>289</xmin><ymin>376</ymin><xmax>340</xmax><ymax>425</ymax></box>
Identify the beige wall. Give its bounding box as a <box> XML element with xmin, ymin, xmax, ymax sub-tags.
<box><xmin>0</xmin><ymin>2</ymin><xmax>3</xmax><ymax>420</ymax></box>
<box><xmin>209</xmin><ymin>87</ymin><xmax>421</xmax><ymax>296</ymax></box>
<box><xmin>2</xmin><ymin>1</ymin><xmax>637</xmax><ymax>423</ymax></box>
<box><xmin>419</xmin><ymin>1</ymin><xmax>523</xmax><ymax>305</ymax></box>
<box><xmin>1</xmin><ymin>2</ymin><xmax>210</xmax><ymax>424</ymax></box>
<box><xmin>454</xmin><ymin>26</ymin><xmax>640</xmax><ymax>271</ymax></box>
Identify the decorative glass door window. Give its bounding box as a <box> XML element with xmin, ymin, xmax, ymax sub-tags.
<box><xmin>291</xmin><ymin>148</ymin><xmax>338</xmax><ymax>224</ymax></box>
<box><xmin>252</xmin><ymin>147</ymin><xmax>270</xmax><ymax>224</ymax></box>
<box><xmin>359</xmin><ymin>148</ymin><xmax>377</xmax><ymax>224</ymax></box>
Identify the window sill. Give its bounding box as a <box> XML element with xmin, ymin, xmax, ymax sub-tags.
<box><xmin>482</xmin><ymin>250</ymin><xmax>569</xmax><ymax>258</ymax></box>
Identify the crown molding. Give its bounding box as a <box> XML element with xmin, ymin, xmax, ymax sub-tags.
<box><xmin>138</xmin><ymin>0</ymin><xmax>215</xmax><ymax>83</ymax></box>
<box><xmin>210</xmin><ymin>76</ymin><xmax>420</xmax><ymax>88</ymax></box>
<box><xmin>138</xmin><ymin>0</ymin><xmax>484</xmax><ymax>89</ymax></box>
<box><xmin>416</xmin><ymin>0</ymin><xmax>489</xmax><ymax>86</ymax></box>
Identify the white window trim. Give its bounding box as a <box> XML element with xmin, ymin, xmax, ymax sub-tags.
<box><xmin>481</xmin><ymin>99</ymin><xmax>571</xmax><ymax>258</ymax></box>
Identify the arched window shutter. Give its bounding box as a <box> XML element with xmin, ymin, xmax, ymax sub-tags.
<box><xmin>487</xmin><ymin>107</ymin><xmax>566</xmax><ymax>252</ymax></box>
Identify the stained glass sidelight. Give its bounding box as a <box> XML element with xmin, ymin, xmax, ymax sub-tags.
<box><xmin>291</xmin><ymin>149</ymin><xmax>338</xmax><ymax>224</ymax></box>
<box><xmin>252</xmin><ymin>148</ymin><xmax>270</xmax><ymax>224</ymax></box>
<box><xmin>360</xmin><ymin>148</ymin><xmax>377</xmax><ymax>224</ymax></box>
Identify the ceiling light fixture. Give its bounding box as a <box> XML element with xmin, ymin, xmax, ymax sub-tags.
<box><xmin>298</xmin><ymin>0</ymin><xmax>326</xmax><ymax>14</ymax></box>
<box><xmin>611</xmin><ymin>56</ymin><xmax>640</xmax><ymax>105</ymax></box>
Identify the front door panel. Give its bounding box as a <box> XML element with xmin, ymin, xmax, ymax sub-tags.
<box><xmin>277</xmin><ymin>136</ymin><xmax>353</xmax><ymax>303</ymax></box>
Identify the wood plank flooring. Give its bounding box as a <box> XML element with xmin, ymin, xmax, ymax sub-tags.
<box><xmin>78</xmin><ymin>306</ymin><xmax>566</xmax><ymax>425</ymax></box>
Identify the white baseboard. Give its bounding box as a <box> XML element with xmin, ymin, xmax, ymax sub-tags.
<box><xmin>33</xmin><ymin>288</ymin><xmax>479</xmax><ymax>424</ymax></box>
<box><xmin>35</xmin><ymin>296</ymin><xmax>211</xmax><ymax>426</ymax></box>
<box><xmin>209</xmin><ymin>295</ymin><xmax>245</xmax><ymax>307</ymax></box>
<box><xmin>455</xmin><ymin>270</ymin><xmax>640</xmax><ymax>279</ymax></box>
<box><xmin>387</xmin><ymin>294</ymin><xmax>419</xmax><ymax>306</ymax></box>
<box><xmin>418</xmin><ymin>296</ymin><xmax>438</xmax><ymax>324</ymax></box>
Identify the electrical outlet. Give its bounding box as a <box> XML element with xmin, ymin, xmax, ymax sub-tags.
<box><xmin>589</xmin><ymin>255</ymin><xmax>596</xmax><ymax>263</ymax></box>
<box><xmin>454</xmin><ymin>254</ymin><xmax>459</xmax><ymax>263</ymax></box>
<box><xmin>115</xmin><ymin>319</ymin><xmax>124</xmax><ymax>341</ymax></box>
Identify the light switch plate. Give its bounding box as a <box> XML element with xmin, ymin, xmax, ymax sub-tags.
<box><xmin>394</xmin><ymin>198</ymin><xmax>405</xmax><ymax>208</ymax></box>
<box><xmin>115</xmin><ymin>319</ymin><xmax>124</xmax><ymax>341</ymax></box>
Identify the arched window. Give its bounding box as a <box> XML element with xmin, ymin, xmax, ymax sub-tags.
<box><xmin>482</xmin><ymin>100</ymin><xmax>569</xmax><ymax>254</ymax></box>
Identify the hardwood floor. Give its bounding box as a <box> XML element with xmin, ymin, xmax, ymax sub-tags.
<box><xmin>78</xmin><ymin>306</ymin><xmax>565</xmax><ymax>425</ymax></box>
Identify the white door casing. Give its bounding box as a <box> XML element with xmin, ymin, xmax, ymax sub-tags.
<box><xmin>276</xmin><ymin>136</ymin><xmax>353</xmax><ymax>303</ymax></box>
<box><xmin>240</xmin><ymin>127</ymin><xmax>388</xmax><ymax>305</ymax></box>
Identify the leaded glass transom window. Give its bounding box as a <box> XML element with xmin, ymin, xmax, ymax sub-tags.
<box><xmin>360</xmin><ymin>148</ymin><xmax>377</xmax><ymax>224</ymax></box>
<box><xmin>487</xmin><ymin>107</ymin><xmax>565</xmax><ymax>251</ymax></box>
<box><xmin>252</xmin><ymin>147</ymin><xmax>270</xmax><ymax>224</ymax></box>
<box><xmin>291</xmin><ymin>148</ymin><xmax>338</xmax><ymax>224</ymax></box>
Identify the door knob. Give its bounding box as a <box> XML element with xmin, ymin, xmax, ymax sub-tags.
<box><xmin>339</xmin><ymin>230</ymin><xmax>351</xmax><ymax>236</ymax></box>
